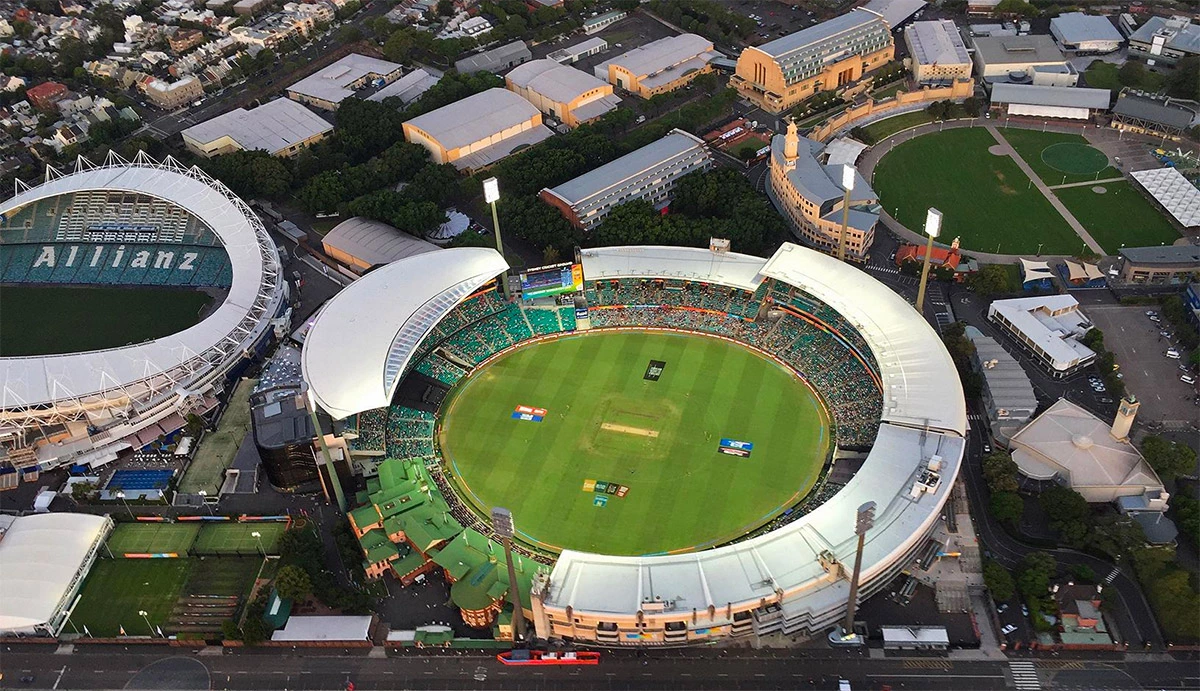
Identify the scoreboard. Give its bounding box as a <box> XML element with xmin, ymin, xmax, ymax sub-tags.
<box><xmin>520</xmin><ymin>262</ymin><xmax>583</xmax><ymax>299</ymax></box>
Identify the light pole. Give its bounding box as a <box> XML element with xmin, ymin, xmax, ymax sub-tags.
<box><xmin>483</xmin><ymin>177</ymin><xmax>510</xmax><ymax>301</ymax></box>
<box><xmin>836</xmin><ymin>164</ymin><xmax>855</xmax><ymax>263</ymax></box>
<box><xmin>830</xmin><ymin>501</ymin><xmax>876</xmax><ymax>645</ymax></box>
<box><xmin>491</xmin><ymin>507</ymin><xmax>526</xmax><ymax>643</ymax></box>
<box><xmin>138</xmin><ymin>609</ymin><xmax>154</xmax><ymax>636</ymax></box>
<box><xmin>116</xmin><ymin>490</ymin><xmax>133</xmax><ymax>519</ymax></box>
<box><xmin>915</xmin><ymin>208</ymin><xmax>942</xmax><ymax>314</ymax></box>
<box><xmin>251</xmin><ymin>530</ymin><xmax>264</xmax><ymax>557</ymax></box>
<box><xmin>197</xmin><ymin>490</ymin><xmax>214</xmax><ymax>516</ymax></box>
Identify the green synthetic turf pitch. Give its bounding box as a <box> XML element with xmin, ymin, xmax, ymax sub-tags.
<box><xmin>70</xmin><ymin>559</ymin><xmax>191</xmax><ymax>636</ymax></box>
<box><xmin>192</xmin><ymin>522</ymin><xmax>286</xmax><ymax>555</ymax></box>
<box><xmin>1055</xmin><ymin>181</ymin><xmax>1181</xmax><ymax>253</ymax></box>
<box><xmin>872</xmin><ymin>128</ymin><xmax>1083</xmax><ymax>255</ymax></box>
<box><xmin>105</xmin><ymin>522</ymin><xmax>200</xmax><ymax>555</ymax></box>
<box><xmin>439</xmin><ymin>330</ymin><xmax>831</xmax><ymax>556</ymax></box>
<box><xmin>996</xmin><ymin>128</ymin><xmax>1117</xmax><ymax>184</ymax></box>
<box><xmin>0</xmin><ymin>286</ymin><xmax>212</xmax><ymax>356</ymax></box>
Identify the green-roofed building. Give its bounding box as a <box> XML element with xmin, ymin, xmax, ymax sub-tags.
<box><xmin>429</xmin><ymin>528</ymin><xmax>536</xmax><ymax>631</ymax></box>
<box><xmin>349</xmin><ymin>504</ymin><xmax>382</xmax><ymax>535</ymax></box>
<box><xmin>359</xmin><ymin>528</ymin><xmax>400</xmax><ymax>579</ymax></box>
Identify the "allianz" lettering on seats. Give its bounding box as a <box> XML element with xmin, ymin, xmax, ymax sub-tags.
<box><xmin>32</xmin><ymin>244</ymin><xmax>200</xmax><ymax>271</ymax></box>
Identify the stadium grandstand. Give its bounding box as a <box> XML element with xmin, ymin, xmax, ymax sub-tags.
<box><xmin>301</xmin><ymin>243</ymin><xmax>965</xmax><ymax>645</ymax></box>
<box><xmin>0</xmin><ymin>152</ymin><xmax>288</xmax><ymax>478</ymax></box>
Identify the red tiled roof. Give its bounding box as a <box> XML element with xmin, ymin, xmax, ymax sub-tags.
<box><xmin>895</xmin><ymin>244</ymin><xmax>961</xmax><ymax>269</ymax></box>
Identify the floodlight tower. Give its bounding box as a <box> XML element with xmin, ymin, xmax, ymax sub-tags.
<box><xmin>830</xmin><ymin>500</ymin><xmax>876</xmax><ymax>645</ymax></box>
<box><xmin>491</xmin><ymin>507</ymin><xmax>527</xmax><ymax>642</ymax></box>
<box><xmin>915</xmin><ymin>208</ymin><xmax>943</xmax><ymax>314</ymax></box>
<box><xmin>483</xmin><ymin>177</ymin><xmax>511</xmax><ymax>301</ymax></box>
<box><xmin>836</xmin><ymin>164</ymin><xmax>856</xmax><ymax>263</ymax></box>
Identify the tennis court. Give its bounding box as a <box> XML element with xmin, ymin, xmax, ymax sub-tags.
<box><xmin>192</xmin><ymin>522</ymin><xmax>286</xmax><ymax>555</ymax></box>
<box><xmin>106</xmin><ymin>522</ymin><xmax>200</xmax><ymax>556</ymax></box>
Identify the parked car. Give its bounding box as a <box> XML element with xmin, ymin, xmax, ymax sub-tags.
<box><xmin>1145</xmin><ymin>310</ymin><xmax>1158</xmax><ymax>316</ymax></box>
<box><xmin>1098</xmin><ymin>397</ymin><xmax>1114</xmax><ymax>404</ymax></box>
<box><xmin>1183</xmin><ymin>375</ymin><xmax>1197</xmax><ymax>385</ymax></box>
<box><xmin>1167</xmin><ymin>350</ymin><xmax>1181</xmax><ymax>359</ymax></box>
<box><xmin>997</xmin><ymin>603</ymin><xmax>1009</xmax><ymax>613</ymax></box>
<box><xmin>1021</xmin><ymin>604</ymin><xmax>1029</xmax><ymax>617</ymax></box>
<box><xmin>1001</xmin><ymin>624</ymin><xmax>1018</xmax><ymax>635</ymax></box>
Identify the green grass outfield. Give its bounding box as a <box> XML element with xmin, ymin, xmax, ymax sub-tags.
<box><xmin>873</xmin><ymin>128</ymin><xmax>1082</xmax><ymax>255</ymax></box>
<box><xmin>192</xmin><ymin>522</ymin><xmax>286</xmax><ymax>555</ymax></box>
<box><xmin>106</xmin><ymin>523</ymin><xmax>200</xmax><ymax>556</ymax></box>
<box><xmin>1055</xmin><ymin>181</ymin><xmax>1181</xmax><ymax>253</ymax></box>
<box><xmin>439</xmin><ymin>330</ymin><xmax>831</xmax><ymax>556</ymax></box>
<box><xmin>70</xmin><ymin>559</ymin><xmax>190</xmax><ymax>637</ymax></box>
<box><xmin>996</xmin><ymin>128</ymin><xmax>1118</xmax><ymax>185</ymax></box>
<box><xmin>0</xmin><ymin>286</ymin><xmax>212</xmax><ymax>356</ymax></box>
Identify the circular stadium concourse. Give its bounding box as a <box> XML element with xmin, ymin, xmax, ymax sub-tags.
<box><xmin>301</xmin><ymin>242</ymin><xmax>966</xmax><ymax>646</ymax></box>
<box><xmin>0</xmin><ymin>153</ymin><xmax>286</xmax><ymax>472</ymax></box>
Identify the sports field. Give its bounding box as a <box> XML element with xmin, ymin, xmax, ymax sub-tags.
<box><xmin>1055</xmin><ymin>181</ymin><xmax>1181</xmax><ymax>253</ymax></box>
<box><xmin>873</xmin><ymin>128</ymin><xmax>1082</xmax><ymax>255</ymax></box>
<box><xmin>439</xmin><ymin>330</ymin><xmax>831</xmax><ymax>556</ymax></box>
<box><xmin>106</xmin><ymin>522</ymin><xmax>200</xmax><ymax>555</ymax></box>
<box><xmin>0</xmin><ymin>286</ymin><xmax>212</xmax><ymax>356</ymax></box>
<box><xmin>192</xmin><ymin>522</ymin><xmax>286</xmax><ymax>555</ymax></box>
<box><xmin>70</xmin><ymin>559</ymin><xmax>191</xmax><ymax>637</ymax></box>
<box><xmin>995</xmin><ymin>129</ymin><xmax>1118</xmax><ymax>185</ymax></box>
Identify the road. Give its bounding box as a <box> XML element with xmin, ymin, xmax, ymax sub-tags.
<box><xmin>4</xmin><ymin>645</ymin><xmax>1198</xmax><ymax>690</ymax></box>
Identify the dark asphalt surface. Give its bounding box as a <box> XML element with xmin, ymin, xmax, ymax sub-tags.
<box><xmin>3</xmin><ymin>646</ymin><xmax>1199</xmax><ymax>690</ymax></box>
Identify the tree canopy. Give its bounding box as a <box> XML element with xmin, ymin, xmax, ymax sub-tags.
<box><xmin>1140</xmin><ymin>435</ymin><xmax>1197</xmax><ymax>482</ymax></box>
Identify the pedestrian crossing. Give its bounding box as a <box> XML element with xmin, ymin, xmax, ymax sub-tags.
<box><xmin>1104</xmin><ymin>568</ymin><xmax>1120</xmax><ymax>584</ymax></box>
<box><xmin>1010</xmin><ymin>660</ymin><xmax>1041</xmax><ymax>690</ymax></box>
<box><xmin>867</xmin><ymin>264</ymin><xmax>900</xmax><ymax>275</ymax></box>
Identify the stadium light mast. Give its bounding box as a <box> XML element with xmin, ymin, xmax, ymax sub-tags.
<box><xmin>115</xmin><ymin>490</ymin><xmax>133</xmax><ymax>519</ymax></box>
<box><xmin>491</xmin><ymin>507</ymin><xmax>527</xmax><ymax>643</ymax></box>
<box><xmin>251</xmin><ymin>531</ymin><xmax>264</xmax><ymax>557</ymax></box>
<box><xmin>483</xmin><ymin>177</ymin><xmax>510</xmax><ymax>301</ymax></box>
<box><xmin>306</xmin><ymin>389</ymin><xmax>347</xmax><ymax>513</ymax></box>
<box><xmin>831</xmin><ymin>500</ymin><xmax>876</xmax><ymax>646</ymax></box>
<box><xmin>836</xmin><ymin>164</ymin><xmax>855</xmax><ymax>263</ymax></box>
<box><xmin>915</xmin><ymin>208</ymin><xmax>942</xmax><ymax>315</ymax></box>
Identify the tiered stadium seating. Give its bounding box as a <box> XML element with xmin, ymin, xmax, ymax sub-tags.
<box><xmin>385</xmin><ymin>406</ymin><xmax>436</xmax><ymax>459</ymax></box>
<box><xmin>416</xmin><ymin>353</ymin><xmax>467</xmax><ymax>386</ymax></box>
<box><xmin>349</xmin><ymin>407</ymin><xmax>387</xmax><ymax>452</ymax></box>
<box><xmin>525</xmin><ymin>308</ymin><xmax>561</xmax><ymax>336</ymax></box>
<box><xmin>556</xmin><ymin>307</ymin><xmax>576</xmax><ymax>331</ymax></box>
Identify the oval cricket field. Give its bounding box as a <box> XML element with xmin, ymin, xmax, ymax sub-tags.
<box><xmin>438</xmin><ymin>329</ymin><xmax>831</xmax><ymax>556</ymax></box>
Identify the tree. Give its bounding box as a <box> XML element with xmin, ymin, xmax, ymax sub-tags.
<box><xmin>982</xmin><ymin>452</ymin><xmax>1020</xmax><ymax>493</ymax></box>
<box><xmin>221</xmin><ymin>619</ymin><xmax>241</xmax><ymax>641</ymax></box>
<box><xmin>1166</xmin><ymin>56</ymin><xmax>1200</xmax><ymax>100</ymax></box>
<box><xmin>1016</xmin><ymin>551</ymin><xmax>1056</xmax><ymax>598</ymax></box>
<box><xmin>990</xmin><ymin>491</ymin><xmax>1024</xmax><ymax>528</ymax></box>
<box><xmin>337</xmin><ymin>25</ymin><xmax>363</xmax><ymax>43</ymax></box>
<box><xmin>1070</xmin><ymin>563</ymin><xmax>1096</xmax><ymax>583</ymax></box>
<box><xmin>202</xmin><ymin>150</ymin><xmax>292</xmax><ymax>199</ymax></box>
<box><xmin>1039</xmin><ymin>485</ymin><xmax>1090</xmax><ymax>547</ymax></box>
<box><xmin>1081</xmin><ymin>327</ymin><xmax>1104</xmax><ymax>350</ymax></box>
<box><xmin>274</xmin><ymin>564</ymin><xmax>313</xmax><ymax>601</ymax></box>
<box><xmin>962</xmin><ymin>96</ymin><xmax>982</xmax><ymax>118</ymax></box>
<box><xmin>436</xmin><ymin>0</ymin><xmax>454</xmax><ymax>15</ymax></box>
<box><xmin>1118</xmin><ymin>61</ymin><xmax>1152</xmax><ymax>91</ymax></box>
<box><xmin>994</xmin><ymin>0</ymin><xmax>1037</xmax><ymax>17</ymax></box>
<box><xmin>967</xmin><ymin>263</ymin><xmax>1013</xmax><ymax>296</ymax></box>
<box><xmin>983</xmin><ymin>559</ymin><xmax>1015</xmax><ymax>601</ymax></box>
<box><xmin>1172</xmin><ymin>493</ymin><xmax>1200</xmax><ymax>551</ymax></box>
<box><xmin>1140</xmin><ymin>435</ymin><xmax>1197</xmax><ymax>482</ymax></box>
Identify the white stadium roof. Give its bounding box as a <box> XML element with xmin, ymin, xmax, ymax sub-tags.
<box><xmin>302</xmin><ymin>247</ymin><xmax>509</xmax><ymax>420</ymax></box>
<box><xmin>0</xmin><ymin>155</ymin><xmax>283</xmax><ymax>411</ymax></box>
<box><xmin>1130</xmin><ymin>167</ymin><xmax>1200</xmax><ymax>228</ymax></box>
<box><xmin>0</xmin><ymin>513</ymin><xmax>111</xmax><ymax>635</ymax></box>
<box><xmin>300</xmin><ymin>241</ymin><xmax>966</xmax><ymax>631</ymax></box>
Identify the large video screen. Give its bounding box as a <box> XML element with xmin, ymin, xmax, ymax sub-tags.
<box><xmin>520</xmin><ymin>262</ymin><xmax>582</xmax><ymax>299</ymax></box>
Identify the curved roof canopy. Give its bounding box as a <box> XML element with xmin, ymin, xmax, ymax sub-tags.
<box><xmin>301</xmin><ymin>247</ymin><xmax>508</xmax><ymax>420</ymax></box>
<box><xmin>0</xmin><ymin>157</ymin><xmax>282</xmax><ymax>409</ymax></box>
<box><xmin>0</xmin><ymin>512</ymin><xmax>111</xmax><ymax>634</ymax></box>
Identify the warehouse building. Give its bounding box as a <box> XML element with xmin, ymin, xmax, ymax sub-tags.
<box><xmin>583</xmin><ymin>9</ymin><xmax>626</xmax><ymax>34</ymax></box>
<box><xmin>367</xmin><ymin>68</ymin><xmax>439</xmax><ymax>105</ymax></box>
<box><xmin>0</xmin><ymin>513</ymin><xmax>113</xmax><ymax>636</ymax></box>
<box><xmin>971</xmin><ymin>35</ymin><xmax>1075</xmax><ymax>85</ymax></box>
<box><xmin>505</xmin><ymin>59</ymin><xmax>620</xmax><ymax>128</ymax></box>
<box><xmin>593</xmin><ymin>33</ymin><xmax>719</xmax><ymax>99</ymax></box>
<box><xmin>988</xmin><ymin>83</ymin><xmax>1111</xmax><ymax>120</ymax></box>
<box><xmin>966</xmin><ymin>326</ymin><xmax>1037</xmax><ymax>445</ymax></box>
<box><xmin>1110</xmin><ymin>92</ymin><xmax>1196</xmax><ymax>141</ymax></box>
<box><xmin>733</xmin><ymin>9</ymin><xmax>894</xmax><ymax>113</ymax></box>
<box><xmin>454</xmin><ymin>40</ymin><xmax>531</xmax><ymax>75</ymax></box>
<box><xmin>402</xmin><ymin>88</ymin><xmax>554</xmax><ymax>171</ymax></box>
<box><xmin>1050</xmin><ymin>12</ymin><xmax>1124</xmax><ymax>54</ymax></box>
<box><xmin>767</xmin><ymin>121</ymin><xmax>879</xmax><ymax>262</ymax></box>
<box><xmin>987</xmin><ymin>295</ymin><xmax>1095</xmax><ymax>378</ymax></box>
<box><xmin>540</xmin><ymin>129</ymin><xmax>711</xmax><ymax>229</ymax></box>
<box><xmin>1129</xmin><ymin>16</ymin><xmax>1200</xmax><ymax>67</ymax></box>
<box><xmin>181</xmin><ymin>97</ymin><xmax>332</xmax><ymax>158</ymax></box>
<box><xmin>286</xmin><ymin>54</ymin><xmax>403</xmax><ymax>110</ymax></box>
<box><xmin>321</xmin><ymin>217</ymin><xmax>440</xmax><ymax>275</ymax></box>
<box><xmin>547</xmin><ymin>37</ymin><xmax>608</xmax><ymax>65</ymax></box>
<box><xmin>904</xmin><ymin>20</ymin><xmax>972</xmax><ymax>84</ymax></box>
<box><xmin>1113</xmin><ymin>244</ymin><xmax>1200</xmax><ymax>286</ymax></box>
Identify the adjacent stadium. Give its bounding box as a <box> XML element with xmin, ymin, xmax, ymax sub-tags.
<box><xmin>0</xmin><ymin>153</ymin><xmax>287</xmax><ymax>477</ymax></box>
<box><xmin>302</xmin><ymin>243</ymin><xmax>966</xmax><ymax>645</ymax></box>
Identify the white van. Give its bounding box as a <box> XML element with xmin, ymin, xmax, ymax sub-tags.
<box><xmin>1166</xmin><ymin>349</ymin><xmax>1181</xmax><ymax>359</ymax></box>
<box><xmin>1183</xmin><ymin>375</ymin><xmax>1196</xmax><ymax>385</ymax></box>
